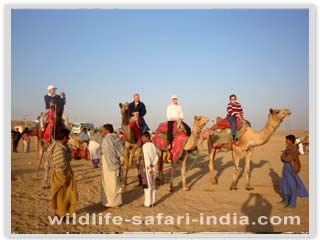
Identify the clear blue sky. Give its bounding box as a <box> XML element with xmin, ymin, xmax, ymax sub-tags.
<box><xmin>11</xmin><ymin>9</ymin><xmax>309</xmax><ymax>130</ymax></box>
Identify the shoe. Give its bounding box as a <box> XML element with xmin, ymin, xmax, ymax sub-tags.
<box><xmin>284</xmin><ymin>204</ymin><xmax>295</xmax><ymax>209</ymax></box>
<box><xmin>167</xmin><ymin>143</ymin><xmax>172</xmax><ymax>149</ymax></box>
<box><xmin>139</xmin><ymin>205</ymin><xmax>151</xmax><ymax>208</ymax></box>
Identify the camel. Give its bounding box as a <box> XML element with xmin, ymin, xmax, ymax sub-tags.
<box><xmin>119</xmin><ymin>102</ymin><xmax>142</xmax><ymax>186</ymax></box>
<box><xmin>157</xmin><ymin>115</ymin><xmax>209</xmax><ymax>191</ymax></box>
<box><xmin>207</xmin><ymin>108</ymin><xmax>291</xmax><ymax>191</ymax></box>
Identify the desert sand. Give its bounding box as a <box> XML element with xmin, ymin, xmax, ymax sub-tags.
<box><xmin>11</xmin><ymin>130</ymin><xmax>309</xmax><ymax>234</ymax></box>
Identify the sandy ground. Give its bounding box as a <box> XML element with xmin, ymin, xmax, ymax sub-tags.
<box><xmin>11</xmin><ymin>130</ymin><xmax>309</xmax><ymax>234</ymax></box>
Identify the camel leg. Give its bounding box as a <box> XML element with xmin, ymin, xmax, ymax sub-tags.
<box><xmin>230</xmin><ymin>147</ymin><xmax>242</xmax><ymax>190</ymax></box>
<box><xmin>244</xmin><ymin>148</ymin><xmax>254</xmax><ymax>191</ymax></box>
<box><xmin>33</xmin><ymin>143</ymin><xmax>44</xmax><ymax>180</ymax></box>
<box><xmin>34</xmin><ymin>136</ymin><xmax>39</xmax><ymax>155</ymax></box>
<box><xmin>134</xmin><ymin>146</ymin><xmax>141</xmax><ymax>172</ymax></box>
<box><xmin>168</xmin><ymin>162</ymin><xmax>174</xmax><ymax>192</ymax></box>
<box><xmin>181</xmin><ymin>151</ymin><xmax>189</xmax><ymax>191</ymax></box>
<box><xmin>208</xmin><ymin>148</ymin><xmax>217</xmax><ymax>185</ymax></box>
<box><xmin>123</xmin><ymin>145</ymin><xmax>131</xmax><ymax>186</ymax></box>
<box><xmin>42</xmin><ymin>152</ymin><xmax>50</xmax><ymax>189</ymax></box>
<box><xmin>158</xmin><ymin>151</ymin><xmax>164</xmax><ymax>184</ymax></box>
<box><xmin>129</xmin><ymin>147</ymin><xmax>134</xmax><ymax>168</ymax></box>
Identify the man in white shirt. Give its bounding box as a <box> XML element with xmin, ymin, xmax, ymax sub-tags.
<box><xmin>295</xmin><ymin>138</ymin><xmax>304</xmax><ymax>155</ymax></box>
<box><xmin>166</xmin><ymin>95</ymin><xmax>191</xmax><ymax>149</ymax></box>
<box><xmin>140</xmin><ymin>132</ymin><xmax>159</xmax><ymax>207</ymax></box>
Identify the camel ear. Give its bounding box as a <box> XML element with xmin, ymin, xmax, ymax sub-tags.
<box><xmin>269</xmin><ymin>109</ymin><xmax>273</xmax><ymax>114</ymax></box>
<box><xmin>194</xmin><ymin>115</ymin><xmax>200</xmax><ymax>120</ymax></box>
<box><xmin>119</xmin><ymin>103</ymin><xmax>122</xmax><ymax>108</ymax></box>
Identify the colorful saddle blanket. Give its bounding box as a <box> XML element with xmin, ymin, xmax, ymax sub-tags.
<box><xmin>152</xmin><ymin>122</ymin><xmax>188</xmax><ymax>162</ymax></box>
<box><xmin>213</xmin><ymin>116</ymin><xmax>242</xmax><ymax>130</ymax></box>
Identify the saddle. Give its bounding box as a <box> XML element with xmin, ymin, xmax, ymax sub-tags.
<box><xmin>129</xmin><ymin>116</ymin><xmax>141</xmax><ymax>128</ymax></box>
<box><xmin>210</xmin><ymin>116</ymin><xmax>242</xmax><ymax>131</ymax></box>
<box><xmin>207</xmin><ymin>119</ymin><xmax>250</xmax><ymax>151</ymax></box>
<box><xmin>155</xmin><ymin>121</ymin><xmax>186</xmax><ymax>135</ymax></box>
<box><xmin>152</xmin><ymin>121</ymin><xmax>189</xmax><ymax>162</ymax></box>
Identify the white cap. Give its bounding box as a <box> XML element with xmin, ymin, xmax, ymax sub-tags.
<box><xmin>47</xmin><ymin>85</ymin><xmax>57</xmax><ymax>91</ymax></box>
<box><xmin>171</xmin><ymin>95</ymin><xmax>178</xmax><ymax>100</ymax></box>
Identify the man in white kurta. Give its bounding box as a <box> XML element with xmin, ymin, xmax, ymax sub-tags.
<box><xmin>141</xmin><ymin>132</ymin><xmax>159</xmax><ymax>207</ymax></box>
<box><xmin>88</xmin><ymin>130</ymin><xmax>103</xmax><ymax>168</ymax></box>
<box><xmin>100</xmin><ymin>124</ymin><xmax>124</xmax><ymax>208</ymax></box>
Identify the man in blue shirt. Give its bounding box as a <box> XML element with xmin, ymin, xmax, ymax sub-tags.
<box><xmin>80</xmin><ymin>128</ymin><xmax>90</xmax><ymax>143</ymax></box>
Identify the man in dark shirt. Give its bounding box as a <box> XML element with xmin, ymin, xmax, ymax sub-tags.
<box><xmin>128</xmin><ymin>93</ymin><xmax>149</xmax><ymax>142</ymax></box>
<box><xmin>44</xmin><ymin>85</ymin><xmax>66</xmax><ymax>135</ymax></box>
<box><xmin>44</xmin><ymin>85</ymin><xmax>66</xmax><ymax>117</ymax></box>
<box><xmin>11</xmin><ymin>128</ymin><xmax>21</xmax><ymax>152</ymax></box>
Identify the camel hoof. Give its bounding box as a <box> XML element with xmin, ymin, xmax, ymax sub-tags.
<box><xmin>229</xmin><ymin>186</ymin><xmax>238</xmax><ymax>190</ymax></box>
<box><xmin>168</xmin><ymin>184</ymin><xmax>174</xmax><ymax>192</ymax></box>
<box><xmin>246</xmin><ymin>186</ymin><xmax>254</xmax><ymax>191</ymax></box>
<box><xmin>183</xmin><ymin>186</ymin><xmax>190</xmax><ymax>191</ymax></box>
<box><xmin>211</xmin><ymin>179</ymin><xmax>218</xmax><ymax>185</ymax></box>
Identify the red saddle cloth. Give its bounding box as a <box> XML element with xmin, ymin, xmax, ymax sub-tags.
<box><xmin>214</xmin><ymin>117</ymin><xmax>242</xmax><ymax>130</ymax></box>
<box><xmin>155</xmin><ymin>121</ymin><xmax>178</xmax><ymax>135</ymax></box>
<box><xmin>152</xmin><ymin>122</ymin><xmax>188</xmax><ymax>162</ymax></box>
<box><xmin>42</xmin><ymin>110</ymin><xmax>55</xmax><ymax>143</ymax></box>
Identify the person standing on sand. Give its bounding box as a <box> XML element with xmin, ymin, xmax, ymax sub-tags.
<box><xmin>21</xmin><ymin>128</ymin><xmax>31</xmax><ymax>153</ymax></box>
<box><xmin>139</xmin><ymin>132</ymin><xmax>159</xmax><ymax>208</ymax></box>
<box><xmin>50</xmin><ymin>128</ymin><xmax>78</xmax><ymax>217</ymax></box>
<box><xmin>280</xmin><ymin>134</ymin><xmax>308</xmax><ymax>208</ymax></box>
<box><xmin>100</xmin><ymin>124</ymin><xmax>124</xmax><ymax>208</ymax></box>
<box><xmin>11</xmin><ymin>128</ymin><xmax>21</xmax><ymax>153</ymax></box>
<box><xmin>88</xmin><ymin>129</ymin><xmax>103</xmax><ymax>168</ymax></box>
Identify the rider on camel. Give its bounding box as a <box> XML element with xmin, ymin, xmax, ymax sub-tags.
<box><xmin>128</xmin><ymin>93</ymin><xmax>149</xmax><ymax>144</ymax></box>
<box><xmin>227</xmin><ymin>94</ymin><xmax>243</xmax><ymax>142</ymax></box>
<box><xmin>44</xmin><ymin>85</ymin><xmax>66</xmax><ymax>132</ymax></box>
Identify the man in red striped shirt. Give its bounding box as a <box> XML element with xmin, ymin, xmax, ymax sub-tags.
<box><xmin>227</xmin><ymin>94</ymin><xmax>243</xmax><ymax>142</ymax></box>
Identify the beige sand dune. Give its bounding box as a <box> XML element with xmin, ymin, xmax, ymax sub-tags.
<box><xmin>11</xmin><ymin>130</ymin><xmax>309</xmax><ymax>234</ymax></box>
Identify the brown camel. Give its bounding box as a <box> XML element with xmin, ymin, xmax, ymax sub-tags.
<box><xmin>119</xmin><ymin>102</ymin><xmax>142</xmax><ymax>186</ymax></box>
<box><xmin>207</xmin><ymin>108</ymin><xmax>291</xmax><ymax>191</ymax></box>
<box><xmin>157</xmin><ymin>115</ymin><xmax>209</xmax><ymax>191</ymax></box>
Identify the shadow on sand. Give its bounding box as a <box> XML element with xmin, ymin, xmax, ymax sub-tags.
<box><xmin>268</xmin><ymin>168</ymin><xmax>282</xmax><ymax>196</ymax></box>
<box><xmin>241</xmin><ymin>193</ymin><xmax>274</xmax><ymax>233</ymax></box>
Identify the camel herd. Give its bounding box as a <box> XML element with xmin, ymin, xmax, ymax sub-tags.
<box><xmin>119</xmin><ymin>104</ymin><xmax>292</xmax><ymax>192</ymax></box>
<box><xmin>33</xmin><ymin>105</ymin><xmax>296</xmax><ymax>192</ymax></box>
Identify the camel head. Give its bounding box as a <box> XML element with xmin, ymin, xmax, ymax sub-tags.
<box><xmin>119</xmin><ymin>102</ymin><xmax>130</xmax><ymax>124</ymax></box>
<box><xmin>269</xmin><ymin>108</ymin><xmax>291</xmax><ymax>123</ymax></box>
<box><xmin>193</xmin><ymin>115</ymin><xmax>209</xmax><ymax>130</ymax></box>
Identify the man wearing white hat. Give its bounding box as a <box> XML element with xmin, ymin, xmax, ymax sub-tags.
<box><xmin>166</xmin><ymin>95</ymin><xmax>191</xmax><ymax>149</ymax></box>
<box><xmin>44</xmin><ymin>85</ymin><xmax>66</xmax><ymax>134</ymax></box>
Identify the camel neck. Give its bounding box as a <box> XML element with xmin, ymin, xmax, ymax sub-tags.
<box><xmin>257</xmin><ymin>114</ymin><xmax>280</xmax><ymax>142</ymax></box>
<box><xmin>191</xmin><ymin>125</ymin><xmax>201</xmax><ymax>137</ymax></box>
